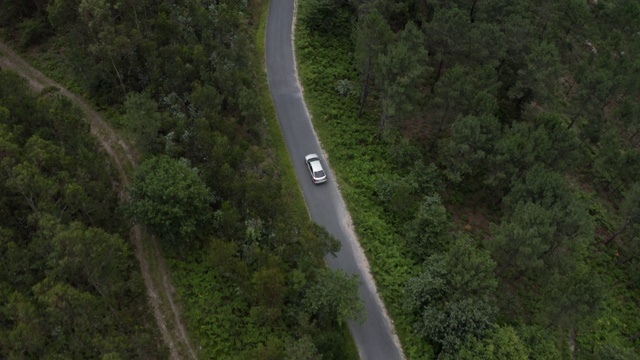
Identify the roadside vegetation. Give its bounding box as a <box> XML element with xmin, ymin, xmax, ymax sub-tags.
<box><xmin>295</xmin><ymin>0</ymin><xmax>640</xmax><ymax>359</ymax></box>
<box><xmin>1</xmin><ymin>0</ymin><xmax>360</xmax><ymax>359</ymax></box>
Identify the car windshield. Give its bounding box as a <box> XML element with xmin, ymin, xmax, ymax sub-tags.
<box><xmin>314</xmin><ymin>170</ymin><xmax>325</xmax><ymax>178</ymax></box>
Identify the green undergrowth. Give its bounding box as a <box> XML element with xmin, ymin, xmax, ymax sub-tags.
<box><xmin>294</xmin><ymin>3</ymin><xmax>431</xmax><ymax>359</ymax></box>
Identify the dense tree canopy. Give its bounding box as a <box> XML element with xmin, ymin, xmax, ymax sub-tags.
<box><xmin>0</xmin><ymin>70</ymin><xmax>164</xmax><ymax>358</ymax></box>
<box><xmin>294</xmin><ymin>0</ymin><xmax>640</xmax><ymax>358</ymax></box>
<box><xmin>5</xmin><ymin>0</ymin><xmax>640</xmax><ymax>358</ymax></box>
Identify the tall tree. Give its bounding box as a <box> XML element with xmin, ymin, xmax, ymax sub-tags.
<box><xmin>375</xmin><ymin>21</ymin><xmax>430</xmax><ymax>136</ymax></box>
<box><xmin>406</xmin><ymin>234</ymin><xmax>498</xmax><ymax>354</ymax></box>
<box><xmin>354</xmin><ymin>8</ymin><xmax>392</xmax><ymax>117</ymax></box>
<box><xmin>428</xmin><ymin>65</ymin><xmax>499</xmax><ymax>153</ymax></box>
<box><xmin>439</xmin><ymin>113</ymin><xmax>502</xmax><ymax>185</ymax></box>
<box><xmin>424</xmin><ymin>6</ymin><xmax>470</xmax><ymax>84</ymax></box>
<box><xmin>507</xmin><ymin>40</ymin><xmax>563</xmax><ymax>106</ymax></box>
<box><xmin>487</xmin><ymin>166</ymin><xmax>596</xmax><ymax>323</ymax></box>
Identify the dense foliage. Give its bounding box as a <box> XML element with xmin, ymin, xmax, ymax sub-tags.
<box><xmin>1</xmin><ymin>0</ymin><xmax>362</xmax><ymax>358</ymax></box>
<box><xmin>127</xmin><ymin>155</ymin><xmax>214</xmax><ymax>247</ymax></box>
<box><xmin>0</xmin><ymin>70</ymin><xmax>166</xmax><ymax>358</ymax></box>
<box><xmin>295</xmin><ymin>0</ymin><xmax>640</xmax><ymax>358</ymax></box>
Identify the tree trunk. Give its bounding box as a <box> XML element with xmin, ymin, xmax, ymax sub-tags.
<box><xmin>606</xmin><ymin>214</ymin><xmax>637</xmax><ymax>245</ymax></box>
<box><xmin>569</xmin><ymin>328</ymin><xmax>577</xmax><ymax>360</ymax></box>
<box><xmin>566</xmin><ymin>115</ymin><xmax>580</xmax><ymax>130</ymax></box>
<box><xmin>358</xmin><ymin>65</ymin><xmax>372</xmax><ymax>117</ymax></box>
<box><xmin>433</xmin><ymin>58</ymin><xmax>444</xmax><ymax>89</ymax></box>
<box><xmin>469</xmin><ymin>0</ymin><xmax>479</xmax><ymax>23</ymax></box>
<box><xmin>377</xmin><ymin>110</ymin><xmax>388</xmax><ymax>139</ymax></box>
<box><xmin>110</xmin><ymin>57</ymin><xmax>128</xmax><ymax>97</ymax></box>
<box><xmin>428</xmin><ymin>103</ymin><xmax>450</xmax><ymax>153</ymax></box>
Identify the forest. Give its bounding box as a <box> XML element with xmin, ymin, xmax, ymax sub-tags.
<box><xmin>294</xmin><ymin>0</ymin><xmax>640</xmax><ymax>359</ymax></box>
<box><xmin>0</xmin><ymin>68</ymin><xmax>167</xmax><ymax>358</ymax></box>
<box><xmin>1</xmin><ymin>0</ymin><xmax>361</xmax><ymax>359</ymax></box>
<box><xmin>2</xmin><ymin>0</ymin><xmax>640</xmax><ymax>359</ymax></box>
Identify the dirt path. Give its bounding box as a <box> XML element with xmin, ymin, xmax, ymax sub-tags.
<box><xmin>0</xmin><ymin>41</ymin><xmax>198</xmax><ymax>360</ymax></box>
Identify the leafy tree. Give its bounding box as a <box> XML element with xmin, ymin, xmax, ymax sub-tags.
<box><xmin>486</xmin><ymin>113</ymin><xmax>581</xmax><ymax>193</ymax></box>
<box><xmin>611</xmin><ymin>183</ymin><xmax>640</xmax><ymax>289</ymax></box>
<box><xmin>302</xmin><ymin>268</ymin><xmax>365</xmax><ymax>327</ymax></box>
<box><xmin>406</xmin><ymin>234</ymin><xmax>498</xmax><ymax>354</ymax></box>
<box><xmin>418</xmin><ymin>298</ymin><xmax>496</xmax><ymax>354</ymax></box>
<box><xmin>487</xmin><ymin>165</ymin><xmax>598</xmax><ymax>327</ymax></box>
<box><xmin>405</xmin><ymin>254</ymin><xmax>447</xmax><ymax>314</ymax></box>
<box><xmin>46</xmin><ymin>220</ymin><xmax>132</xmax><ymax>298</ymax></box>
<box><xmin>127</xmin><ymin>155</ymin><xmax>214</xmax><ymax>246</ymax></box>
<box><xmin>465</xmin><ymin>21</ymin><xmax>508</xmax><ymax>68</ymax></box>
<box><xmin>375</xmin><ymin>173</ymin><xmax>419</xmax><ymax>222</ymax></box>
<box><xmin>405</xmin><ymin>233</ymin><xmax>497</xmax><ymax>309</ymax></box>
<box><xmin>444</xmin><ymin>234</ymin><xmax>497</xmax><ymax>302</ymax></box>
<box><xmin>516</xmin><ymin>325</ymin><xmax>561</xmax><ymax>360</ymax></box>
<box><xmin>444</xmin><ymin>325</ymin><xmax>529</xmax><ymax>360</ymax></box>
<box><xmin>46</xmin><ymin>0</ymin><xmax>80</xmax><ymax>31</ymax></box>
<box><xmin>1</xmin><ymin>292</ymin><xmax>47</xmax><ymax>358</ymax></box>
<box><xmin>584</xmin><ymin>343</ymin><xmax>640</xmax><ymax>360</ymax></box>
<box><xmin>284</xmin><ymin>336</ymin><xmax>322</xmax><ymax>360</ymax></box>
<box><xmin>78</xmin><ymin>0</ymin><xmax>129</xmax><ymax>100</ymax></box>
<box><xmin>607</xmin><ymin>182</ymin><xmax>640</xmax><ymax>245</ymax></box>
<box><xmin>537</xmin><ymin>265</ymin><xmax>602</xmax><ymax>328</ymax></box>
<box><xmin>405</xmin><ymin>194</ymin><xmax>451</xmax><ymax>260</ymax></box>
<box><xmin>594</xmin><ymin>129</ymin><xmax>640</xmax><ymax>193</ymax></box>
<box><xmin>32</xmin><ymin>279</ymin><xmax>102</xmax><ymax>357</ymax></box>
<box><xmin>489</xmin><ymin>165</ymin><xmax>593</xmax><ymax>282</ymax></box>
<box><xmin>488</xmin><ymin>201</ymin><xmax>556</xmax><ymax>282</ymax></box>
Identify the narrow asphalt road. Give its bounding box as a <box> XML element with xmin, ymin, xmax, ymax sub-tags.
<box><xmin>265</xmin><ymin>1</ymin><xmax>405</xmax><ymax>359</ymax></box>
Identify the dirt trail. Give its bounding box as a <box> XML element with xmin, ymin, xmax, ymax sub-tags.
<box><xmin>0</xmin><ymin>42</ymin><xmax>198</xmax><ymax>360</ymax></box>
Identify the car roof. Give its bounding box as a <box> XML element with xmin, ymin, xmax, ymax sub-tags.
<box><xmin>309</xmin><ymin>160</ymin><xmax>323</xmax><ymax>173</ymax></box>
<box><xmin>305</xmin><ymin>153</ymin><xmax>320</xmax><ymax>162</ymax></box>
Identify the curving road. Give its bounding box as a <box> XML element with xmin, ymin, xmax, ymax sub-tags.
<box><xmin>265</xmin><ymin>1</ymin><xmax>405</xmax><ymax>359</ymax></box>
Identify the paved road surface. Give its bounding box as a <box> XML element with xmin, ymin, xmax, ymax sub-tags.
<box><xmin>265</xmin><ymin>1</ymin><xmax>405</xmax><ymax>359</ymax></box>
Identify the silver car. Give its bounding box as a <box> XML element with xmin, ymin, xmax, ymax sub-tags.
<box><xmin>305</xmin><ymin>154</ymin><xmax>327</xmax><ymax>184</ymax></box>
